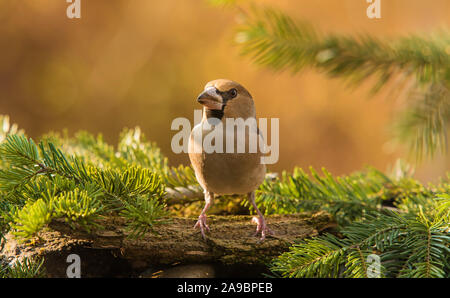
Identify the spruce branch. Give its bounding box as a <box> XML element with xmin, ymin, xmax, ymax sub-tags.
<box><xmin>271</xmin><ymin>210</ymin><xmax>448</xmax><ymax>278</ymax></box>
<box><xmin>0</xmin><ymin>134</ymin><xmax>40</xmax><ymax>167</ymax></box>
<box><xmin>10</xmin><ymin>198</ymin><xmax>52</xmax><ymax>239</ymax></box>
<box><xmin>345</xmin><ymin>247</ymin><xmax>374</xmax><ymax>278</ymax></box>
<box><xmin>120</xmin><ymin>195</ymin><xmax>169</xmax><ymax>239</ymax></box>
<box><xmin>254</xmin><ymin>167</ymin><xmax>389</xmax><ymax>225</ymax></box>
<box><xmin>271</xmin><ymin>233</ymin><xmax>348</xmax><ymax>278</ymax></box>
<box><xmin>1</xmin><ymin>115</ymin><xmax>448</xmax><ymax>277</ymax></box>
<box><xmin>0</xmin><ymin>256</ymin><xmax>45</xmax><ymax>278</ymax></box>
<box><xmin>397</xmin><ymin>209</ymin><xmax>450</xmax><ymax>278</ymax></box>
<box><xmin>41</xmin><ymin>127</ymin><xmax>203</xmax><ymax>199</ymax></box>
<box><xmin>0</xmin><ymin>135</ymin><xmax>90</xmax><ymax>192</ymax></box>
<box><xmin>1</xmin><ymin>133</ymin><xmax>168</xmax><ymax>240</ymax></box>
<box><xmin>235</xmin><ymin>6</ymin><xmax>450</xmax><ymax>87</ymax></box>
<box><xmin>52</xmin><ymin>189</ymin><xmax>104</xmax><ymax>232</ymax></box>
<box><xmin>396</xmin><ymin>82</ymin><xmax>450</xmax><ymax>159</ymax></box>
<box><xmin>232</xmin><ymin>5</ymin><xmax>450</xmax><ymax>158</ymax></box>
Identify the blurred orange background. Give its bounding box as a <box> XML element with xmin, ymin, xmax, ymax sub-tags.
<box><xmin>0</xmin><ymin>0</ymin><xmax>448</xmax><ymax>182</ymax></box>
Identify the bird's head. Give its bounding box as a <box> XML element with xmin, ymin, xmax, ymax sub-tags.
<box><xmin>197</xmin><ymin>79</ymin><xmax>255</xmax><ymax>119</ymax></box>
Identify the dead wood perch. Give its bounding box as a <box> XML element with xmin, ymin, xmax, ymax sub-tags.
<box><xmin>2</xmin><ymin>212</ymin><xmax>334</xmax><ymax>277</ymax></box>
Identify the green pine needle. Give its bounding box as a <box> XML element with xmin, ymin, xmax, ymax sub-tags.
<box><xmin>0</xmin><ymin>114</ymin><xmax>448</xmax><ymax>278</ymax></box>
<box><xmin>233</xmin><ymin>5</ymin><xmax>450</xmax><ymax>159</ymax></box>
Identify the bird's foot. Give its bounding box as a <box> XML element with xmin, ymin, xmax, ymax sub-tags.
<box><xmin>252</xmin><ymin>216</ymin><xmax>274</xmax><ymax>242</ymax></box>
<box><xmin>194</xmin><ymin>214</ymin><xmax>210</xmax><ymax>239</ymax></box>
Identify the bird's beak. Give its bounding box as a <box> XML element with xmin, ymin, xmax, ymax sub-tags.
<box><xmin>197</xmin><ymin>87</ymin><xmax>223</xmax><ymax>110</ymax></box>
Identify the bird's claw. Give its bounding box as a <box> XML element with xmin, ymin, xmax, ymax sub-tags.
<box><xmin>194</xmin><ymin>214</ymin><xmax>210</xmax><ymax>239</ymax></box>
<box><xmin>252</xmin><ymin>216</ymin><xmax>274</xmax><ymax>242</ymax></box>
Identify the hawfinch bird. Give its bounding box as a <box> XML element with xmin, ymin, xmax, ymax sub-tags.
<box><xmin>188</xmin><ymin>79</ymin><xmax>272</xmax><ymax>241</ymax></box>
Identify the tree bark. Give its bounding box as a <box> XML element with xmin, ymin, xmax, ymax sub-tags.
<box><xmin>2</xmin><ymin>212</ymin><xmax>335</xmax><ymax>277</ymax></box>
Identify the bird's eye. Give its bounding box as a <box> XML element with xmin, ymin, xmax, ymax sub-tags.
<box><xmin>230</xmin><ymin>88</ymin><xmax>237</xmax><ymax>98</ymax></box>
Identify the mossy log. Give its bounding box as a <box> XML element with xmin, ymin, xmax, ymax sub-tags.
<box><xmin>2</xmin><ymin>212</ymin><xmax>335</xmax><ymax>277</ymax></box>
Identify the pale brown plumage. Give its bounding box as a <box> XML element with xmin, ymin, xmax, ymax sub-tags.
<box><xmin>188</xmin><ymin>79</ymin><xmax>272</xmax><ymax>241</ymax></box>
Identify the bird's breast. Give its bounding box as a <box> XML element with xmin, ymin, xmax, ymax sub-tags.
<box><xmin>188</xmin><ymin>120</ymin><xmax>266</xmax><ymax>195</ymax></box>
